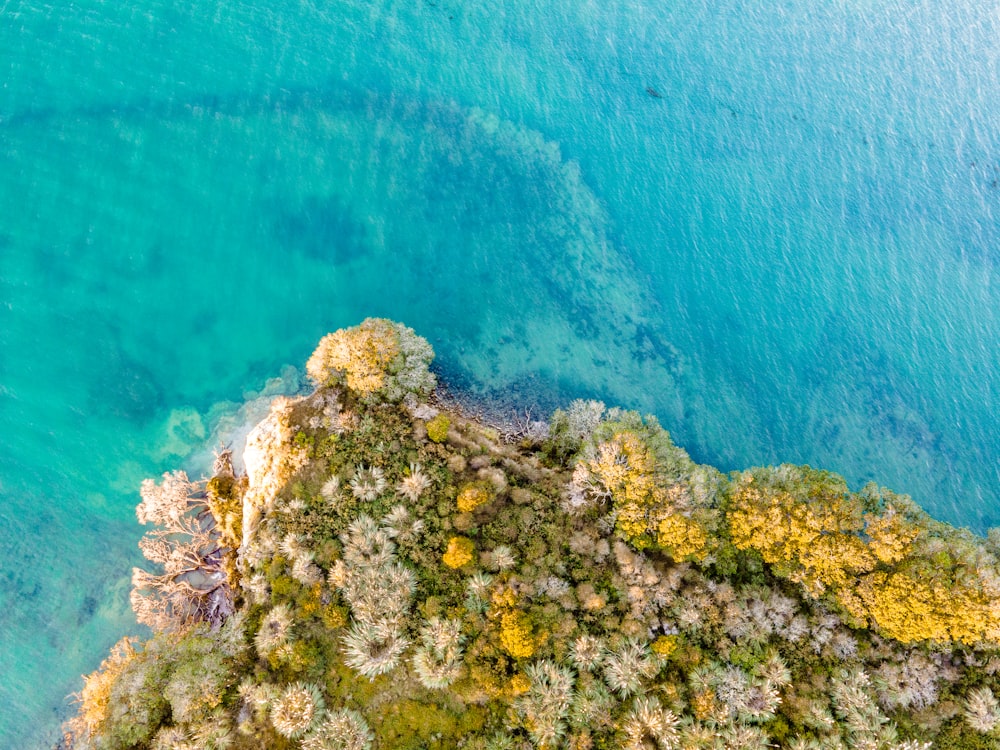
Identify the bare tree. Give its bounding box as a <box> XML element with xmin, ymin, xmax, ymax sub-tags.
<box><xmin>131</xmin><ymin>464</ymin><xmax>234</xmax><ymax>631</ymax></box>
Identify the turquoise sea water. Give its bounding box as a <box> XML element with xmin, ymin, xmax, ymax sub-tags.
<box><xmin>2</xmin><ymin>0</ymin><xmax>999</xmax><ymax>744</ymax></box>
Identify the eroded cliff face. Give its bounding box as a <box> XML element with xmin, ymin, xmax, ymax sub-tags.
<box><xmin>240</xmin><ymin>395</ymin><xmax>308</xmax><ymax>552</ymax></box>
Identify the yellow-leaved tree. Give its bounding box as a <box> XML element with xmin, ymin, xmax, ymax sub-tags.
<box><xmin>576</xmin><ymin>413</ymin><xmax>721</xmax><ymax>561</ymax></box>
<box><xmin>727</xmin><ymin>467</ymin><xmax>1000</xmax><ymax>645</ymax></box>
<box><xmin>727</xmin><ymin>471</ymin><xmax>876</xmax><ymax>597</ymax></box>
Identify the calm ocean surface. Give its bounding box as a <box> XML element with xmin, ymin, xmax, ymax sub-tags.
<box><xmin>2</xmin><ymin>0</ymin><xmax>999</xmax><ymax>744</ymax></box>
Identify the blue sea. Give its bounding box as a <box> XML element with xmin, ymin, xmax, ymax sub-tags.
<box><xmin>2</xmin><ymin>0</ymin><xmax>999</xmax><ymax>744</ymax></box>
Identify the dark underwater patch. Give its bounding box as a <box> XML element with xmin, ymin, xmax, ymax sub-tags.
<box><xmin>270</xmin><ymin>193</ymin><xmax>369</xmax><ymax>265</ymax></box>
<box><xmin>87</xmin><ymin>337</ymin><xmax>165</xmax><ymax>423</ymax></box>
<box><xmin>77</xmin><ymin>595</ymin><xmax>97</xmax><ymax>626</ymax></box>
<box><xmin>801</xmin><ymin>314</ymin><xmax>964</xmax><ymax>498</ymax></box>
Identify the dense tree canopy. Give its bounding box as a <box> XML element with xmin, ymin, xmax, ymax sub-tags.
<box><xmin>68</xmin><ymin>322</ymin><xmax>1000</xmax><ymax>750</ymax></box>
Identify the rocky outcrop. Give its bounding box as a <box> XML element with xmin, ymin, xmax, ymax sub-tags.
<box><xmin>240</xmin><ymin>395</ymin><xmax>308</xmax><ymax>553</ymax></box>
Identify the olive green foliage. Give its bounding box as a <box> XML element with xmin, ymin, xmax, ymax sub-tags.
<box><xmin>69</xmin><ymin>619</ymin><xmax>249</xmax><ymax>750</ymax></box>
<box><xmin>425</xmin><ymin>414</ymin><xmax>451</xmax><ymax>444</ymax></box>
<box><xmin>69</xmin><ymin>324</ymin><xmax>1000</xmax><ymax>750</ymax></box>
<box><xmin>206</xmin><ymin>472</ymin><xmax>245</xmax><ymax>551</ymax></box>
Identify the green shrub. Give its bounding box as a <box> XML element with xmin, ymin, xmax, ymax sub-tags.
<box><xmin>426</xmin><ymin>414</ymin><xmax>450</xmax><ymax>443</ymax></box>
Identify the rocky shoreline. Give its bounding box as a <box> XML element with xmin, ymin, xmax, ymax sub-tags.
<box><xmin>66</xmin><ymin>320</ymin><xmax>1000</xmax><ymax>750</ymax></box>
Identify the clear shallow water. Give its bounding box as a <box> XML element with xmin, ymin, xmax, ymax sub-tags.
<box><xmin>2</xmin><ymin>0</ymin><xmax>999</xmax><ymax>744</ymax></box>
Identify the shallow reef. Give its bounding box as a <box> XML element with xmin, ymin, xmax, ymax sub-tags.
<box><xmin>66</xmin><ymin>320</ymin><xmax>1000</xmax><ymax>749</ymax></box>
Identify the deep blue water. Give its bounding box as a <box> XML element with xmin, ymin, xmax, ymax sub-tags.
<box><xmin>1</xmin><ymin>0</ymin><xmax>999</xmax><ymax>744</ymax></box>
